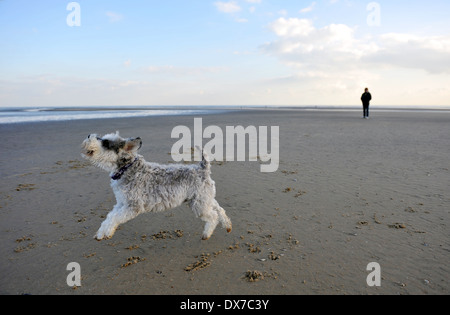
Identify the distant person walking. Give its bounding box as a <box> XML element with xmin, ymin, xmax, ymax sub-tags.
<box><xmin>361</xmin><ymin>88</ymin><xmax>372</xmax><ymax>119</ymax></box>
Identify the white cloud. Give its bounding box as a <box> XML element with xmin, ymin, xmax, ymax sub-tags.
<box><xmin>235</xmin><ymin>18</ymin><xmax>249</xmax><ymax>23</ymax></box>
<box><xmin>214</xmin><ymin>1</ymin><xmax>241</xmax><ymax>13</ymax></box>
<box><xmin>269</xmin><ymin>18</ymin><xmax>315</xmax><ymax>38</ymax></box>
<box><xmin>246</xmin><ymin>0</ymin><xmax>261</xmax><ymax>13</ymax></box>
<box><xmin>144</xmin><ymin>65</ymin><xmax>228</xmax><ymax>76</ymax></box>
<box><xmin>265</xmin><ymin>17</ymin><xmax>450</xmax><ymax>75</ymax></box>
<box><xmin>105</xmin><ymin>11</ymin><xmax>123</xmax><ymax>23</ymax></box>
<box><xmin>266</xmin><ymin>18</ymin><xmax>372</xmax><ymax>59</ymax></box>
<box><xmin>299</xmin><ymin>2</ymin><xmax>316</xmax><ymax>14</ymax></box>
<box><xmin>261</xmin><ymin>17</ymin><xmax>450</xmax><ymax>105</ymax></box>
<box><xmin>364</xmin><ymin>33</ymin><xmax>450</xmax><ymax>74</ymax></box>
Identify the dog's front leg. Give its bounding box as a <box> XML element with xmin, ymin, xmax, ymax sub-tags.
<box><xmin>95</xmin><ymin>203</ymin><xmax>137</xmax><ymax>241</ymax></box>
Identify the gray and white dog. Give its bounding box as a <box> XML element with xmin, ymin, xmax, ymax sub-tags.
<box><xmin>81</xmin><ymin>131</ymin><xmax>232</xmax><ymax>241</ymax></box>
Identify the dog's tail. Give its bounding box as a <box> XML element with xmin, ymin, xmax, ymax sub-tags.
<box><xmin>196</xmin><ymin>146</ymin><xmax>210</xmax><ymax>171</ymax></box>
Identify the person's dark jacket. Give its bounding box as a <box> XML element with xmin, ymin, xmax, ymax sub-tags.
<box><xmin>361</xmin><ymin>92</ymin><xmax>372</xmax><ymax>106</ymax></box>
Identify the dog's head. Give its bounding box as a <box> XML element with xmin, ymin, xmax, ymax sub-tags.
<box><xmin>81</xmin><ymin>131</ymin><xmax>142</xmax><ymax>172</ymax></box>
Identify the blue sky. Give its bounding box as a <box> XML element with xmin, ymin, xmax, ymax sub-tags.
<box><xmin>1</xmin><ymin>0</ymin><xmax>450</xmax><ymax>107</ymax></box>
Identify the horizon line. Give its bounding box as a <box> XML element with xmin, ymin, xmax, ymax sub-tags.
<box><xmin>2</xmin><ymin>105</ymin><xmax>450</xmax><ymax>111</ymax></box>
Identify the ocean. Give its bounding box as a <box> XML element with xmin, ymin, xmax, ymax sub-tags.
<box><xmin>1</xmin><ymin>106</ymin><xmax>449</xmax><ymax>124</ymax></box>
<box><xmin>0</xmin><ymin>106</ymin><xmax>223</xmax><ymax>124</ymax></box>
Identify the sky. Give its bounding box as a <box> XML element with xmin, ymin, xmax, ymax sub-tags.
<box><xmin>1</xmin><ymin>0</ymin><xmax>450</xmax><ymax>108</ymax></box>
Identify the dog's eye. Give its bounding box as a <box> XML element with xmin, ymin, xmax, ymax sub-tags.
<box><xmin>102</xmin><ymin>140</ymin><xmax>111</xmax><ymax>149</ymax></box>
<box><xmin>87</xmin><ymin>150</ymin><xmax>94</xmax><ymax>156</ymax></box>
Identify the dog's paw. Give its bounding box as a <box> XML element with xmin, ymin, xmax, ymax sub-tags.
<box><xmin>95</xmin><ymin>235</ymin><xmax>113</xmax><ymax>241</ymax></box>
<box><xmin>94</xmin><ymin>232</ymin><xmax>112</xmax><ymax>241</ymax></box>
<box><xmin>94</xmin><ymin>234</ymin><xmax>104</xmax><ymax>241</ymax></box>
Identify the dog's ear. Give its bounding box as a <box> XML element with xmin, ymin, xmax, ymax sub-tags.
<box><xmin>124</xmin><ymin>137</ymin><xmax>142</xmax><ymax>152</ymax></box>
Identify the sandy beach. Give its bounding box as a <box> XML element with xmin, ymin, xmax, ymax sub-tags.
<box><xmin>0</xmin><ymin>109</ymin><xmax>449</xmax><ymax>295</ymax></box>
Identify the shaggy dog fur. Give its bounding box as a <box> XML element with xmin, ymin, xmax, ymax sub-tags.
<box><xmin>81</xmin><ymin>131</ymin><xmax>232</xmax><ymax>241</ymax></box>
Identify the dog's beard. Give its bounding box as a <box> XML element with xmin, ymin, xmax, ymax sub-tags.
<box><xmin>81</xmin><ymin>144</ymin><xmax>119</xmax><ymax>173</ymax></box>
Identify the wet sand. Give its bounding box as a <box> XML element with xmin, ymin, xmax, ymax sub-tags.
<box><xmin>0</xmin><ymin>110</ymin><xmax>449</xmax><ymax>295</ymax></box>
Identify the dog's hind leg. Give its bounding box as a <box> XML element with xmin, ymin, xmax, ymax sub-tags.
<box><xmin>213</xmin><ymin>199</ymin><xmax>232</xmax><ymax>233</ymax></box>
<box><xmin>200</xmin><ymin>208</ymin><xmax>219</xmax><ymax>240</ymax></box>
<box><xmin>191</xmin><ymin>199</ymin><xmax>219</xmax><ymax>240</ymax></box>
